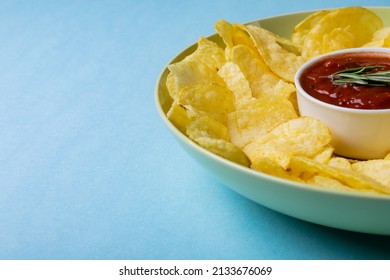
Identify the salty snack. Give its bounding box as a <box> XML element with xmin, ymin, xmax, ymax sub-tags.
<box><xmin>165</xmin><ymin>6</ymin><xmax>390</xmax><ymax>194</ymax></box>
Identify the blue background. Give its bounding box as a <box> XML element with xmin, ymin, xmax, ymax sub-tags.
<box><xmin>1</xmin><ymin>0</ymin><xmax>390</xmax><ymax>259</ymax></box>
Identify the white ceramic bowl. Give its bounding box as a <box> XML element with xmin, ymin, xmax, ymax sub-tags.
<box><xmin>295</xmin><ymin>47</ymin><xmax>390</xmax><ymax>160</ymax></box>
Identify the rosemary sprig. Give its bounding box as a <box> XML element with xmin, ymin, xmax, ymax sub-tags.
<box><xmin>328</xmin><ymin>65</ymin><xmax>390</xmax><ymax>86</ymax></box>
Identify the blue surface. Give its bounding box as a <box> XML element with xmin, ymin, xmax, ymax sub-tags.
<box><xmin>1</xmin><ymin>0</ymin><xmax>390</xmax><ymax>260</ymax></box>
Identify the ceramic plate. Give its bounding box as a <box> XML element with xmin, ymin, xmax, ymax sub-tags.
<box><xmin>155</xmin><ymin>7</ymin><xmax>390</xmax><ymax>235</ymax></box>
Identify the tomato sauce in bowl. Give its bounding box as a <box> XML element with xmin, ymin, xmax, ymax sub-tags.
<box><xmin>295</xmin><ymin>48</ymin><xmax>390</xmax><ymax>159</ymax></box>
<box><xmin>299</xmin><ymin>52</ymin><xmax>390</xmax><ymax>110</ymax></box>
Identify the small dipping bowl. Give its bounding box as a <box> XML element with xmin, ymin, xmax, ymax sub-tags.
<box><xmin>295</xmin><ymin>47</ymin><xmax>390</xmax><ymax>160</ymax></box>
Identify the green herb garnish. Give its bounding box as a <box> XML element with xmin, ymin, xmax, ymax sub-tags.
<box><xmin>328</xmin><ymin>65</ymin><xmax>390</xmax><ymax>86</ymax></box>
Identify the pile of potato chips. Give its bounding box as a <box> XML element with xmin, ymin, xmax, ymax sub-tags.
<box><xmin>165</xmin><ymin>7</ymin><xmax>390</xmax><ymax>194</ymax></box>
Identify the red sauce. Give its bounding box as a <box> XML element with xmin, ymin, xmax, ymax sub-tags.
<box><xmin>300</xmin><ymin>52</ymin><xmax>390</xmax><ymax>109</ymax></box>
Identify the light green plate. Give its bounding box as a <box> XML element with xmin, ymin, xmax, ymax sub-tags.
<box><xmin>155</xmin><ymin>7</ymin><xmax>390</xmax><ymax>235</ymax></box>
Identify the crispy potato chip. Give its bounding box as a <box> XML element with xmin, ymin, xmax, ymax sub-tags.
<box><xmin>168</xmin><ymin>60</ymin><xmax>225</xmax><ymax>93</ymax></box>
<box><xmin>302</xmin><ymin>7</ymin><xmax>383</xmax><ymax>59</ymax></box>
<box><xmin>187</xmin><ymin>115</ymin><xmax>229</xmax><ymax>141</ymax></box>
<box><xmin>243</xmin><ymin>21</ymin><xmax>302</xmax><ymax>54</ymax></box>
<box><xmin>306</xmin><ymin>175</ymin><xmax>352</xmax><ymax>191</ymax></box>
<box><xmin>385</xmin><ymin>153</ymin><xmax>390</xmax><ymax>160</ymax></box>
<box><xmin>292</xmin><ymin>10</ymin><xmax>330</xmax><ymax>46</ymax></box>
<box><xmin>176</xmin><ymin>83</ymin><xmax>234</xmax><ymax>125</ymax></box>
<box><xmin>166</xmin><ymin>72</ymin><xmax>177</xmax><ymax>99</ymax></box>
<box><xmin>307</xmin><ymin>175</ymin><xmax>367</xmax><ymax>193</ymax></box>
<box><xmin>193</xmin><ymin>136</ymin><xmax>250</xmax><ymax>167</ymax></box>
<box><xmin>364</xmin><ymin>26</ymin><xmax>390</xmax><ymax>47</ymax></box>
<box><xmin>289</xmin><ymin>156</ymin><xmax>390</xmax><ymax>194</ymax></box>
<box><xmin>229</xmin><ymin>45</ymin><xmax>296</xmax><ymax>99</ymax></box>
<box><xmin>227</xmin><ymin>97</ymin><xmax>297</xmax><ymax>148</ymax></box>
<box><xmin>217</xmin><ymin>61</ymin><xmax>253</xmax><ymax>103</ymax></box>
<box><xmin>306</xmin><ymin>175</ymin><xmax>378</xmax><ymax>194</ymax></box>
<box><xmin>372</xmin><ymin>26</ymin><xmax>390</xmax><ymax>41</ymax></box>
<box><xmin>243</xmin><ymin>24</ymin><xmax>305</xmax><ymax>82</ymax></box>
<box><xmin>364</xmin><ymin>38</ymin><xmax>390</xmax><ymax>48</ymax></box>
<box><xmin>327</xmin><ymin>157</ymin><xmax>352</xmax><ymax>171</ymax></box>
<box><xmin>214</xmin><ymin>19</ymin><xmax>258</xmax><ymax>60</ymax></box>
<box><xmin>167</xmin><ymin>102</ymin><xmax>207</xmax><ymax>134</ymax></box>
<box><xmin>243</xmin><ymin>117</ymin><xmax>331</xmax><ymax>168</ymax></box>
<box><xmin>322</xmin><ymin>27</ymin><xmax>355</xmax><ymax>53</ymax></box>
<box><xmin>352</xmin><ymin>160</ymin><xmax>390</xmax><ymax>188</ymax></box>
<box><xmin>167</xmin><ymin>102</ymin><xmax>191</xmax><ymax>134</ymax></box>
<box><xmin>183</xmin><ymin>37</ymin><xmax>226</xmax><ymax>71</ymax></box>
<box><xmin>312</xmin><ymin>145</ymin><xmax>334</xmax><ymax>163</ymax></box>
<box><xmin>251</xmin><ymin>157</ymin><xmax>302</xmax><ymax>182</ymax></box>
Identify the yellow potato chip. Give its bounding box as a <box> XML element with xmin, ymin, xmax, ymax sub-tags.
<box><xmin>327</xmin><ymin>157</ymin><xmax>352</xmax><ymax>171</ymax></box>
<box><xmin>306</xmin><ymin>175</ymin><xmax>353</xmax><ymax>191</ymax></box>
<box><xmin>227</xmin><ymin>97</ymin><xmax>297</xmax><ymax>148</ymax></box>
<box><xmin>352</xmin><ymin>160</ymin><xmax>390</xmax><ymax>188</ymax></box>
<box><xmin>176</xmin><ymin>83</ymin><xmax>234</xmax><ymax>125</ymax></box>
<box><xmin>289</xmin><ymin>156</ymin><xmax>390</xmax><ymax>194</ymax></box>
<box><xmin>243</xmin><ymin>24</ymin><xmax>305</xmax><ymax>82</ymax></box>
<box><xmin>168</xmin><ymin>60</ymin><xmax>225</xmax><ymax>93</ymax></box>
<box><xmin>184</xmin><ymin>37</ymin><xmax>226</xmax><ymax>71</ymax></box>
<box><xmin>322</xmin><ymin>27</ymin><xmax>355</xmax><ymax>53</ymax></box>
<box><xmin>166</xmin><ymin>72</ymin><xmax>177</xmax><ymax>99</ymax></box>
<box><xmin>217</xmin><ymin>61</ymin><xmax>253</xmax><ymax>103</ymax></box>
<box><xmin>251</xmin><ymin>157</ymin><xmax>302</xmax><ymax>182</ymax></box>
<box><xmin>186</xmin><ymin>115</ymin><xmax>229</xmax><ymax>142</ymax></box>
<box><xmin>243</xmin><ymin>117</ymin><xmax>331</xmax><ymax>168</ymax></box>
<box><xmin>229</xmin><ymin>45</ymin><xmax>296</xmax><ymax>99</ymax></box>
<box><xmin>364</xmin><ymin>27</ymin><xmax>390</xmax><ymax>47</ymax></box>
<box><xmin>302</xmin><ymin>7</ymin><xmax>383</xmax><ymax>59</ymax></box>
<box><xmin>292</xmin><ymin>10</ymin><xmax>330</xmax><ymax>46</ymax></box>
<box><xmin>372</xmin><ymin>26</ymin><xmax>390</xmax><ymax>41</ymax></box>
<box><xmin>370</xmin><ymin>33</ymin><xmax>390</xmax><ymax>47</ymax></box>
<box><xmin>193</xmin><ymin>136</ymin><xmax>250</xmax><ymax>167</ymax></box>
<box><xmin>214</xmin><ymin>19</ymin><xmax>258</xmax><ymax>60</ymax></box>
<box><xmin>167</xmin><ymin>102</ymin><xmax>191</xmax><ymax>134</ymax></box>
<box><xmin>311</xmin><ymin>145</ymin><xmax>334</xmax><ymax>164</ymax></box>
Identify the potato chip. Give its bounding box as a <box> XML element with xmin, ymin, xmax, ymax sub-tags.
<box><xmin>352</xmin><ymin>160</ymin><xmax>390</xmax><ymax>188</ymax></box>
<box><xmin>229</xmin><ymin>45</ymin><xmax>296</xmax><ymax>99</ymax></box>
<box><xmin>167</xmin><ymin>102</ymin><xmax>191</xmax><ymax>133</ymax></box>
<box><xmin>292</xmin><ymin>10</ymin><xmax>330</xmax><ymax>46</ymax></box>
<box><xmin>227</xmin><ymin>97</ymin><xmax>297</xmax><ymax>148</ymax></box>
<box><xmin>168</xmin><ymin>60</ymin><xmax>225</xmax><ymax>93</ymax></box>
<box><xmin>311</xmin><ymin>145</ymin><xmax>334</xmax><ymax>164</ymax></box>
<box><xmin>301</xmin><ymin>7</ymin><xmax>383</xmax><ymax>59</ymax></box>
<box><xmin>251</xmin><ymin>157</ymin><xmax>302</xmax><ymax>182</ymax></box>
<box><xmin>217</xmin><ymin>61</ymin><xmax>253</xmax><ymax>103</ymax></box>
<box><xmin>364</xmin><ymin>38</ymin><xmax>390</xmax><ymax>48</ymax></box>
<box><xmin>193</xmin><ymin>136</ymin><xmax>250</xmax><ymax>167</ymax></box>
<box><xmin>327</xmin><ymin>157</ymin><xmax>352</xmax><ymax>171</ymax></box>
<box><xmin>321</xmin><ymin>27</ymin><xmax>355</xmax><ymax>53</ymax></box>
<box><xmin>176</xmin><ymin>83</ymin><xmax>234</xmax><ymax>125</ymax></box>
<box><xmin>214</xmin><ymin>19</ymin><xmax>258</xmax><ymax>60</ymax></box>
<box><xmin>183</xmin><ymin>37</ymin><xmax>226</xmax><ymax>71</ymax></box>
<box><xmin>306</xmin><ymin>175</ymin><xmax>353</xmax><ymax>192</ymax></box>
<box><xmin>372</xmin><ymin>26</ymin><xmax>390</xmax><ymax>41</ymax></box>
<box><xmin>186</xmin><ymin>115</ymin><xmax>229</xmax><ymax>142</ymax></box>
<box><xmin>364</xmin><ymin>26</ymin><xmax>390</xmax><ymax>47</ymax></box>
<box><xmin>166</xmin><ymin>72</ymin><xmax>177</xmax><ymax>99</ymax></box>
<box><xmin>289</xmin><ymin>156</ymin><xmax>390</xmax><ymax>194</ymax></box>
<box><xmin>243</xmin><ymin>117</ymin><xmax>331</xmax><ymax>168</ymax></box>
<box><xmin>243</xmin><ymin>24</ymin><xmax>305</xmax><ymax>82</ymax></box>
